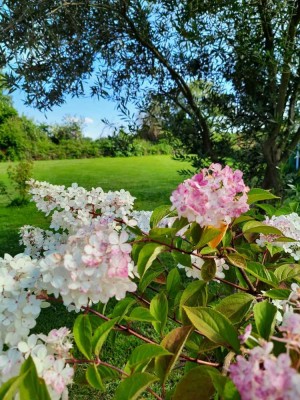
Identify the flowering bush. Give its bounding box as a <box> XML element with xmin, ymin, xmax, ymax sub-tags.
<box><xmin>1</xmin><ymin>163</ymin><xmax>300</xmax><ymax>400</ymax></box>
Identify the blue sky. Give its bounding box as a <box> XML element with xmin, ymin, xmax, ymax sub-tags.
<box><xmin>11</xmin><ymin>89</ymin><xmax>135</xmax><ymax>140</ymax></box>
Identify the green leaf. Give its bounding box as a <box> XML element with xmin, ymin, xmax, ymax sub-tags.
<box><xmin>200</xmin><ymin>259</ymin><xmax>217</xmax><ymax>282</ymax></box>
<box><xmin>196</xmin><ymin>226</ymin><xmax>222</xmax><ymax>248</ymax></box>
<box><xmin>255</xmin><ymin>203</ymin><xmax>277</xmax><ymax>216</ymax></box>
<box><xmin>232</xmin><ymin>215</ymin><xmax>253</xmax><ymax>226</ymax></box>
<box><xmin>34</xmin><ymin>380</ymin><xmax>52</xmax><ymax>400</ymax></box>
<box><xmin>86</xmin><ymin>364</ymin><xmax>105</xmax><ymax>391</ymax></box>
<box><xmin>173</xmin><ymin>366</ymin><xmax>216</xmax><ymax>400</ymax></box>
<box><xmin>242</xmin><ymin>221</ymin><xmax>282</xmax><ymax>235</ymax></box>
<box><xmin>200</xmin><ymin>246</ymin><xmax>216</xmax><ymax>255</ymax></box>
<box><xmin>222</xmin><ymin>380</ymin><xmax>240</xmax><ymax>400</ymax></box>
<box><xmin>138</xmin><ymin>262</ymin><xmax>165</xmax><ymax>292</ymax></box>
<box><xmin>245</xmin><ymin>261</ymin><xmax>278</xmax><ymax>287</ymax></box>
<box><xmin>150</xmin><ymin>205</ymin><xmax>175</xmax><ymax>228</ymax></box>
<box><xmin>253</xmin><ymin>301</ymin><xmax>277</xmax><ymax>340</ymax></box>
<box><xmin>179</xmin><ymin>280</ymin><xmax>207</xmax><ymax>324</ymax></box>
<box><xmin>97</xmin><ymin>365</ymin><xmax>120</xmax><ymax>381</ymax></box>
<box><xmin>222</xmin><ymin>230</ymin><xmax>233</xmax><ymax>247</ymax></box>
<box><xmin>19</xmin><ymin>356</ymin><xmax>51</xmax><ymax>400</ymax></box>
<box><xmin>189</xmin><ymin>223</ymin><xmax>203</xmax><ymax>244</ymax></box>
<box><xmin>150</xmin><ymin>292</ymin><xmax>168</xmax><ymax>336</ymax></box>
<box><xmin>92</xmin><ymin>318</ymin><xmax>119</xmax><ymax>357</ymax></box>
<box><xmin>124</xmin><ymin>344</ymin><xmax>171</xmax><ymax>375</ymax></box>
<box><xmin>172</xmin><ymin>251</ymin><xmax>191</xmax><ymax>267</ymax></box>
<box><xmin>166</xmin><ymin>268</ymin><xmax>182</xmax><ymax>297</ymax></box>
<box><xmin>0</xmin><ymin>374</ymin><xmax>28</xmax><ymax>400</ymax></box>
<box><xmin>247</xmin><ymin>188</ymin><xmax>279</xmax><ymax>204</ymax></box>
<box><xmin>113</xmin><ymin>372</ymin><xmax>158</xmax><ymax>400</ymax></box>
<box><xmin>215</xmin><ymin>293</ymin><xmax>254</xmax><ymax>324</ymax></box>
<box><xmin>111</xmin><ymin>298</ymin><xmax>136</xmax><ymax>321</ymax></box>
<box><xmin>274</xmin><ymin>264</ymin><xmax>300</xmax><ymax>283</ymax></box>
<box><xmin>266</xmin><ymin>243</ymin><xmax>284</xmax><ymax>257</ymax></box>
<box><xmin>206</xmin><ymin>368</ymin><xmax>240</xmax><ymax>400</ymax></box>
<box><xmin>183</xmin><ymin>306</ymin><xmax>240</xmax><ymax>352</ymax></box>
<box><xmin>73</xmin><ymin>314</ymin><xmax>93</xmax><ymax>359</ymax></box>
<box><xmin>155</xmin><ymin>325</ymin><xmax>193</xmax><ymax>384</ymax></box>
<box><xmin>131</xmin><ymin>243</ymin><xmax>144</xmax><ymax>264</ymax></box>
<box><xmin>264</xmin><ymin>289</ymin><xmax>291</xmax><ymax>300</ymax></box>
<box><xmin>226</xmin><ymin>253</ymin><xmax>247</xmax><ymax>269</ymax></box>
<box><xmin>127</xmin><ymin>307</ymin><xmax>158</xmax><ymax>322</ymax></box>
<box><xmin>137</xmin><ymin>243</ymin><xmax>167</xmax><ymax>277</ymax></box>
<box><xmin>171</xmin><ymin>217</ymin><xmax>189</xmax><ymax>233</ymax></box>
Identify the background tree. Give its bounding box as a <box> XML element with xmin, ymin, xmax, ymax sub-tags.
<box><xmin>0</xmin><ymin>0</ymin><xmax>300</xmax><ymax>192</ymax></box>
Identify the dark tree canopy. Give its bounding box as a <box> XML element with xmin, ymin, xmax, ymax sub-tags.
<box><xmin>1</xmin><ymin>0</ymin><xmax>300</xmax><ymax>192</ymax></box>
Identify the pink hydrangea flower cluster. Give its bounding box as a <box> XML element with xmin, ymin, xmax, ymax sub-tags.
<box><xmin>170</xmin><ymin>163</ymin><xmax>249</xmax><ymax>228</ymax></box>
<box><xmin>230</xmin><ymin>342</ymin><xmax>300</xmax><ymax>400</ymax></box>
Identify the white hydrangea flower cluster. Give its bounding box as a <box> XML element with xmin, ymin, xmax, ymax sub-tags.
<box><xmin>20</xmin><ymin>225</ymin><xmax>67</xmax><ymax>259</ymax></box>
<box><xmin>28</xmin><ymin>179</ymin><xmax>135</xmax><ymax>232</ymax></box>
<box><xmin>178</xmin><ymin>253</ymin><xmax>229</xmax><ymax>281</ymax></box>
<box><xmin>37</xmin><ymin>218</ymin><xmax>137</xmax><ymax>311</ymax></box>
<box><xmin>257</xmin><ymin>213</ymin><xmax>300</xmax><ymax>261</ymax></box>
<box><xmin>130</xmin><ymin>210</ymin><xmax>153</xmax><ymax>233</ymax></box>
<box><xmin>0</xmin><ymin>254</ymin><xmax>44</xmax><ymax>348</ymax></box>
<box><xmin>0</xmin><ymin>328</ymin><xmax>74</xmax><ymax>400</ymax></box>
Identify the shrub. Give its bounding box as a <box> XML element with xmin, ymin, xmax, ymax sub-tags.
<box><xmin>7</xmin><ymin>159</ymin><xmax>33</xmax><ymax>204</ymax></box>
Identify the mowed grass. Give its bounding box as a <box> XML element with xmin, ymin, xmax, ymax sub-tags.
<box><xmin>0</xmin><ymin>155</ymin><xmax>190</xmax><ymax>256</ymax></box>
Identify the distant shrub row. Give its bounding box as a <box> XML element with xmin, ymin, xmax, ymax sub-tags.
<box><xmin>0</xmin><ymin>91</ymin><xmax>175</xmax><ymax>162</ymax></box>
<box><xmin>0</xmin><ymin>136</ymin><xmax>174</xmax><ymax>162</ymax></box>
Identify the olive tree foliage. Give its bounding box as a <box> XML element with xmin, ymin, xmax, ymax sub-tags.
<box><xmin>0</xmin><ymin>0</ymin><xmax>300</xmax><ymax>192</ymax></box>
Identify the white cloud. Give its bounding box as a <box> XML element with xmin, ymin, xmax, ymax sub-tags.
<box><xmin>84</xmin><ymin>117</ymin><xmax>94</xmax><ymax>124</ymax></box>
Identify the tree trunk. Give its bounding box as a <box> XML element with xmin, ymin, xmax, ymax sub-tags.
<box><xmin>262</xmin><ymin>161</ymin><xmax>282</xmax><ymax>195</ymax></box>
<box><xmin>262</xmin><ymin>137</ymin><xmax>283</xmax><ymax>195</ymax></box>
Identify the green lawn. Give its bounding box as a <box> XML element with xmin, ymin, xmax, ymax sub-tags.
<box><xmin>0</xmin><ymin>155</ymin><xmax>190</xmax><ymax>256</ymax></box>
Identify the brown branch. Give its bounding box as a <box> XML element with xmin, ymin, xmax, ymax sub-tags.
<box><xmin>239</xmin><ymin>268</ymin><xmax>257</xmax><ymax>294</ymax></box>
